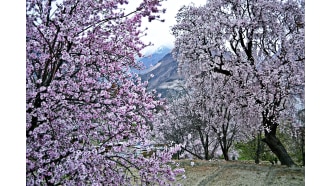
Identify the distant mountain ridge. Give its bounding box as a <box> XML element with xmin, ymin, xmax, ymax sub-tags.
<box><xmin>135</xmin><ymin>46</ymin><xmax>172</xmax><ymax>74</ymax></box>
<box><xmin>139</xmin><ymin>52</ymin><xmax>184</xmax><ymax>98</ymax></box>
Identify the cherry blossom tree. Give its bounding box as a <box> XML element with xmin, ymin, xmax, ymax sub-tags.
<box><xmin>155</xmin><ymin>93</ymin><xmax>220</xmax><ymax>160</ymax></box>
<box><xmin>184</xmin><ymin>72</ymin><xmax>241</xmax><ymax>161</ymax></box>
<box><xmin>26</xmin><ymin>0</ymin><xmax>184</xmax><ymax>185</ymax></box>
<box><xmin>153</xmin><ymin>60</ymin><xmax>252</xmax><ymax>161</ymax></box>
<box><xmin>172</xmin><ymin>0</ymin><xmax>304</xmax><ymax>166</ymax></box>
<box><xmin>203</xmin><ymin>75</ymin><xmax>248</xmax><ymax>161</ymax></box>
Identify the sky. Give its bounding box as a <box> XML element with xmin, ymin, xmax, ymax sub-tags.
<box><xmin>125</xmin><ymin>0</ymin><xmax>207</xmax><ymax>54</ymax></box>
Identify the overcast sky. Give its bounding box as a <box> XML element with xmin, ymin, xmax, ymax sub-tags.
<box><xmin>126</xmin><ymin>0</ymin><xmax>207</xmax><ymax>54</ymax></box>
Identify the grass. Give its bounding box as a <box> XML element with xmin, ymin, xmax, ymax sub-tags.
<box><xmin>172</xmin><ymin>159</ymin><xmax>305</xmax><ymax>186</ymax></box>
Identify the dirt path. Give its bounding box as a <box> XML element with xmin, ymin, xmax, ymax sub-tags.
<box><xmin>174</xmin><ymin>160</ymin><xmax>305</xmax><ymax>186</ymax></box>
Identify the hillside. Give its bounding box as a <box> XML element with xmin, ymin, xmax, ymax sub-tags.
<box><xmin>139</xmin><ymin>52</ymin><xmax>184</xmax><ymax>98</ymax></box>
<box><xmin>134</xmin><ymin>46</ymin><xmax>172</xmax><ymax>74</ymax></box>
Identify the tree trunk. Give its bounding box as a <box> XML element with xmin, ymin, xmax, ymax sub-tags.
<box><xmin>218</xmin><ymin>138</ymin><xmax>229</xmax><ymax>161</ymax></box>
<box><xmin>223</xmin><ymin>150</ymin><xmax>229</xmax><ymax>161</ymax></box>
<box><xmin>204</xmin><ymin>135</ymin><xmax>210</xmax><ymax>160</ymax></box>
<box><xmin>300</xmin><ymin>127</ymin><xmax>305</xmax><ymax>166</ymax></box>
<box><xmin>262</xmin><ymin>133</ymin><xmax>296</xmax><ymax>167</ymax></box>
<box><xmin>181</xmin><ymin>147</ymin><xmax>203</xmax><ymax>160</ymax></box>
<box><xmin>255</xmin><ymin>131</ymin><xmax>261</xmax><ymax>164</ymax></box>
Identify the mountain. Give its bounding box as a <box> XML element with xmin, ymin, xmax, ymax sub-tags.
<box><xmin>140</xmin><ymin>52</ymin><xmax>184</xmax><ymax>98</ymax></box>
<box><xmin>135</xmin><ymin>46</ymin><xmax>172</xmax><ymax>74</ymax></box>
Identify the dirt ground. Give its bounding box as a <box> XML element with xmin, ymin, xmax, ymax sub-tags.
<box><xmin>173</xmin><ymin>160</ymin><xmax>305</xmax><ymax>186</ymax></box>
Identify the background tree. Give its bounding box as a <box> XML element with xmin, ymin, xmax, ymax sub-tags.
<box><xmin>154</xmin><ymin>71</ymin><xmax>249</xmax><ymax>161</ymax></box>
<box><xmin>154</xmin><ymin>93</ymin><xmax>220</xmax><ymax>160</ymax></box>
<box><xmin>188</xmin><ymin>72</ymin><xmax>244</xmax><ymax>161</ymax></box>
<box><xmin>172</xmin><ymin>0</ymin><xmax>304</xmax><ymax>166</ymax></box>
<box><xmin>26</xmin><ymin>0</ymin><xmax>184</xmax><ymax>185</ymax></box>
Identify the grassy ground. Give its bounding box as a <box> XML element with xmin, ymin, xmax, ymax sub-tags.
<box><xmin>173</xmin><ymin>159</ymin><xmax>305</xmax><ymax>186</ymax></box>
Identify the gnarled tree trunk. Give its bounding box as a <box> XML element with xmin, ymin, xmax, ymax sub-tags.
<box><xmin>262</xmin><ymin>132</ymin><xmax>296</xmax><ymax>167</ymax></box>
<box><xmin>262</xmin><ymin>114</ymin><xmax>296</xmax><ymax>167</ymax></box>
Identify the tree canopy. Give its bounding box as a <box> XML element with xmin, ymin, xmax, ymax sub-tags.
<box><xmin>26</xmin><ymin>0</ymin><xmax>184</xmax><ymax>185</ymax></box>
